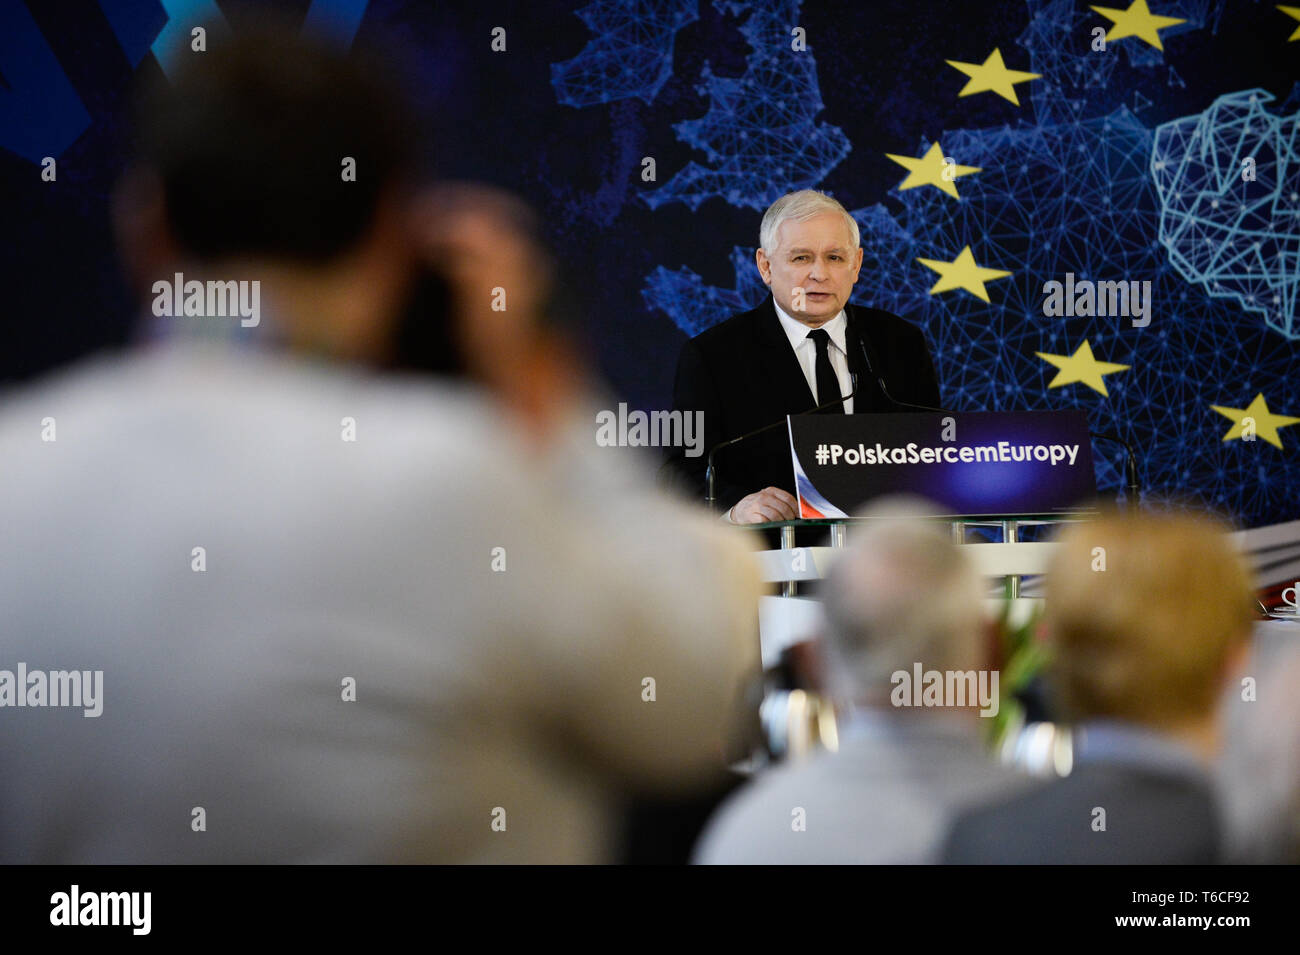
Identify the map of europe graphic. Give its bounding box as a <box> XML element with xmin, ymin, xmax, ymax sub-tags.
<box><xmin>1</xmin><ymin>0</ymin><xmax>1296</xmax><ymax>529</ymax></box>
<box><xmin>552</xmin><ymin>0</ymin><xmax>1299</xmax><ymax>526</ymax></box>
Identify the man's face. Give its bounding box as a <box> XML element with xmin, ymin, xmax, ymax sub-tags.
<box><xmin>756</xmin><ymin>212</ymin><xmax>863</xmax><ymax>326</ymax></box>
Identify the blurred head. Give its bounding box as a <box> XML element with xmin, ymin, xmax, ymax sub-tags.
<box><xmin>819</xmin><ymin>497</ymin><xmax>987</xmax><ymax>705</ymax></box>
<box><xmin>1045</xmin><ymin>510</ymin><xmax>1255</xmax><ymax>733</ymax></box>
<box><xmin>115</xmin><ymin>24</ymin><xmax>422</xmax><ymax>363</ymax></box>
<box><xmin>755</xmin><ymin>190</ymin><xmax>863</xmax><ymax>326</ymax></box>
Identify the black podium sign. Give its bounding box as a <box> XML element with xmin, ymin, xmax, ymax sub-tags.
<box><xmin>788</xmin><ymin>411</ymin><xmax>1097</xmax><ymax>517</ymax></box>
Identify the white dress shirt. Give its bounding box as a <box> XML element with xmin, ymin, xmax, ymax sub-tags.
<box><xmin>773</xmin><ymin>299</ymin><xmax>854</xmax><ymax>415</ymax></box>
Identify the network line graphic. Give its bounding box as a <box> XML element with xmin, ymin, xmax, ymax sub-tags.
<box><xmin>1152</xmin><ymin>89</ymin><xmax>1300</xmax><ymax>342</ymax></box>
<box><xmin>551</xmin><ymin>0</ymin><xmax>699</xmax><ymax>107</ymax></box>
<box><xmin>552</xmin><ymin>0</ymin><xmax>1298</xmax><ymax>525</ymax></box>
<box><xmin>638</xmin><ymin>0</ymin><xmax>851</xmax><ymax>211</ymax></box>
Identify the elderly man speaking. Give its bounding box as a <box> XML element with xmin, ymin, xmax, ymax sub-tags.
<box><xmin>663</xmin><ymin>190</ymin><xmax>942</xmax><ymax>524</ymax></box>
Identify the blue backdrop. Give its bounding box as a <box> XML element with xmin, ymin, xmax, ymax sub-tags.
<box><xmin>2</xmin><ymin>0</ymin><xmax>1297</xmax><ymax>527</ymax></box>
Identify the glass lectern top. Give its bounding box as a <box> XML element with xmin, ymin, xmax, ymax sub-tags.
<box><xmin>741</xmin><ymin>512</ymin><xmax>1098</xmax><ymax>531</ymax></box>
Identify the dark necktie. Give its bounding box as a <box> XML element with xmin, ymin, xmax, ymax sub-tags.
<box><xmin>806</xmin><ymin>328</ymin><xmax>845</xmax><ymax>414</ymax></box>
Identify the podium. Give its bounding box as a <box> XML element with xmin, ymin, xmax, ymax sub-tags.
<box><xmin>729</xmin><ymin>411</ymin><xmax>1112</xmax><ymax>758</ymax></box>
<box><xmin>747</xmin><ymin>409</ymin><xmax>1103</xmax><ymax>663</ymax></box>
<box><xmin>787</xmin><ymin>410</ymin><xmax>1098</xmax><ymax>519</ymax></box>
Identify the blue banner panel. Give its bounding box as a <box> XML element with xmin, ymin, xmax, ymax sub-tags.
<box><xmin>789</xmin><ymin>411</ymin><xmax>1098</xmax><ymax>518</ymax></box>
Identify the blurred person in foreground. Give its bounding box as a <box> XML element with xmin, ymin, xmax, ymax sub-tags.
<box><xmin>0</xmin><ymin>25</ymin><xmax>760</xmax><ymax>863</ymax></box>
<box><xmin>941</xmin><ymin>510</ymin><xmax>1255</xmax><ymax>864</ymax></box>
<box><xmin>1217</xmin><ymin>637</ymin><xmax>1300</xmax><ymax>863</ymax></box>
<box><xmin>415</xmin><ymin>184</ymin><xmax>769</xmax><ymax>862</ymax></box>
<box><xmin>694</xmin><ymin>498</ymin><xmax>1028</xmax><ymax>864</ymax></box>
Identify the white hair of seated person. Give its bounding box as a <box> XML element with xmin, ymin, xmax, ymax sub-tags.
<box><xmin>818</xmin><ymin>496</ymin><xmax>986</xmax><ymax>706</ymax></box>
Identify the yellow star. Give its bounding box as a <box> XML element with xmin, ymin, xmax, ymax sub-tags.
<box><xmin>916</xmin><ymin>246</ymin><xmax>1011</xmax><ymax>302</ymax></box>
<box><xmin>1280</xmin><ymin>5</ymin><xmax>1300</xmax><ymax>41</ymax></box>
<box><xmin>946</xmin><ymin>48</ymin><xmax>1042</xmax><ymax>106</ymax></box>
<box><xmin>1035</xmin><ymin>340</ymin><xmax>1130</xmax><ymax>397</ymax></box>
<box><xmin>1210</xmin><ymin>393</ymin><xmax>1300</xmax><ymax>449</ymax></box>
<box><xmin>1090</xmin><ymin>0</ymin><xmax>1187</xmax><ymax>51</ymax></box>
<box><xmin>885</xmin><ymin>141</ymin><xmax>981</xmax><ymax>199</ymax></box>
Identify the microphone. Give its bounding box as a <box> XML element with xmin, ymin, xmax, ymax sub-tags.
<box><xmin>854</xmin><ymin>324</ymin><xmax>954</xmax><ymax>414</ymax></box>
<box><xmin>704</xmin><ymin>373</ymin><xmax>864</xmax><ymax>514</ymax></box>
<box><xmin>1087</xmin><ymin>430</ymin><xmax>1142</xmax><ymax>507</ymax></box>
<box><xmin>854</xmin><ymin>325</ymin><xmax>1141</xmax><ymax>506</ymax></box>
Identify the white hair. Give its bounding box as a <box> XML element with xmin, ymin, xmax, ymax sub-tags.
<box><xmin>819</xmin><ymin>496</ymin><xmax>985</xmax><ymax>697</ymax></box>
<box><xmin>759</xmin><ymin>189</ymin><xmax>860</xmax><ymax>254</ymax></box>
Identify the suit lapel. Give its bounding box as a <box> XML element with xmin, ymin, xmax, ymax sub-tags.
<box><xmin>753</xmin><ymin>298</ymin><xmax>817</xmax><ymax>410</ymax></box>
<box><xmin>844</xmin><ymin>305</ymin><xmax>868</xmax><ymax>384</ymax></box>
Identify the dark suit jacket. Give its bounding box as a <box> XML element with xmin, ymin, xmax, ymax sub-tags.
<box><xmin>662</xmin><ymin>298</ymin><xmax>941</xmax><ymax>510</ymax></box>
<box><xmin>940</xmin><ymin>761</ymin><xmax>1222</xmax><ymax>864</ymax></box>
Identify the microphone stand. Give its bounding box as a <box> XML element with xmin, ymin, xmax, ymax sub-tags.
<box><xmin>704</xmin><ymin>374</ymin><xmax>864</xmax><ymax>514</ymax></box>
<box><xmin>1086</xmin><ymin>430</ymin><xmax>1142</xmax><ymax>508</ymax></box>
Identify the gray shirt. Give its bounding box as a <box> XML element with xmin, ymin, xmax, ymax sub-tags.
<box><xmin>0</xmin><ymin>345</ymin><xmax>762</xmax><ymax>863</ymax></box>
<box><xmin>694</xmin><ymin>710</ymin><xmax>1027</xmax><ymax>864</ymax></box>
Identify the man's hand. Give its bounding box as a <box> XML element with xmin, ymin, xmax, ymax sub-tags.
<box><xmin>730</xmin><ymin>487</ymin><xmax>798</xmax><ymax>524</ymax></box>
<box><xmin>410</xmin><ymin>182</ymin><xmax>554</xmax><ymax>380</ymax></box>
